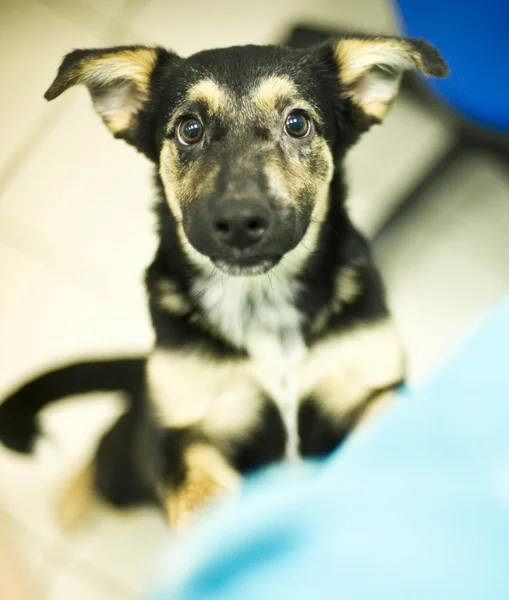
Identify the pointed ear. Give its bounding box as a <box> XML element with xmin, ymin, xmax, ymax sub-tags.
<box><xmin>45</xmin><ymin>45</ymin><xmax>172</xmax><ymax>143</ymax></box>
<box><xmin>331</xmin><ymin>36</ymin><xmax>448</xmax><ymax>124</ymax></box>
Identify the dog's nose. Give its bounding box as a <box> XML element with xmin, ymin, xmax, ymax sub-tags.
<box><xmin>213</xmin><ymin>200</ymin><xmax>270</xmax><ymax>249</ymax></box>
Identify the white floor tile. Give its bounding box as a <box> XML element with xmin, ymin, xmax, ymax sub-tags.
<box><xmin>1</xmin><ymin>512</ymin><xmax>53</xmax><ymax>572</ymax></box>
<box><xmin>43</xmin><ymin>0</ymin><xmax>127</xmax><ymax>24</ymax></box>
<box><xmin>80</xmin><ymin>0</ymin><xmax>130</xmax><ymax>19</ymax></box>
<box><xmin>386</xmin><ymin>242</ymin><xmax>507</xmax><ymax>383</ymax></box>
<box><xmin>432</xmin><ymin>152</ymin><xmax>509</xmax><ymax>274</ymax></box>
<box><xmin>40</xmin><ymin>0</ymin><xmax>147</xmax><ymax>43</ymax></box>
<box><xmin>0</xmin><ymin>92</ymin><xmax>157</xmax><ymax>298</ymax></box>
<box><xmin>0</xmin><ymin>241</ymin><xmax>98</xmax><ymax>392</ymax></box>
<box><xmin>0</xmin><ymin>392</ymin><xmax>124</xmax><ymax>535</ymax></box>
<box><xmin>0</xmin><ymin>0</ymin><xmax>101</xmax><ymax>174</ymax></box>
<box><xmin>47</xmin><ymin>561</ymin><xmax>137</xmax><ymax>600</ymax></box>
<box><xmin>1</xmin><ymin>514</ymin><xmax>80</xmax><ymax>598</ymax></box>
<box><xmin>132</xmin><ymin>0</ymin><xmax>397</xmax><ymax>56</ymax></box>
<box><xmin>347</xmin><ymin>96</ymin><xmax>454</xmax><ymax>236</ymax></box>
<box><xmin>0</xmin><ymin>235</ymin><xmax>150</xmax><ymax>538</ymax></box>
<box><xmin>70</xmin><ymin>507</ymin><xmax>168</xmax><ymax>592</ymax></box>
<box><xmin>377</xmin><ymin>151</ymin><xmax>509</xmax><ymax>382</ymax></box>
<box><xmin>0</xmin><ymin>236</ymin><xmax>151</xmax><ymax>395</ymax></box>
<box><xmin>0</xmin><ymin>512</ymin><xmax>59</xmax><ymax>600</ymax></box>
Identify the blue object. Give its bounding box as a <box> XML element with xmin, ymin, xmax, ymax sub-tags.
<box><xmin>148</xmin><ymin>296</ymin><xmax>509</xmax><ymax>600</ymax></box>
<box><xmin>394</xmin><ymin>0</ymin><xmax>509</xmax><ymax>131</ymax></box>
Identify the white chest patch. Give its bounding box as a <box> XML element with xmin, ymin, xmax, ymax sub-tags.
<box><xmin>192</xmin><ymin>265</ymin><xmax>307</xmax><ymax>459</ymax></box>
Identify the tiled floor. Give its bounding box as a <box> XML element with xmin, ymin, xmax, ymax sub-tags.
<box><xmin>1</xmin><ymin>0</ymin><xmax>508</xmax><ymax>598</ymax></box>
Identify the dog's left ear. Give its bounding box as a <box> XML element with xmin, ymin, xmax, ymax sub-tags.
<box><xmin>45</xmin><ymin>45</ymin><xmax>174</xmax><ymax>147</ymax></box>
<box><xmin>330</xmin><ymin>36</ymin><xmax>448</xmax><ymax>126</ymax></box>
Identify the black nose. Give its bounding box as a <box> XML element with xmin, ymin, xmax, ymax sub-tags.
<box><xmin>213</xmin><ymin>199</ymin><xmax>271</xmax><ymax>249</ymax></box>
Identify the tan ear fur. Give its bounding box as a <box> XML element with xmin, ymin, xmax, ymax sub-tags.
<box><xmin>333</xmin><ymin>36</ymin><xmax>448</xmax><ymax>121</ymax></box>
<box><xmin>45</xmin><ymin>46</ymin><xmax>162</xmax><ymax>136</ymax></box>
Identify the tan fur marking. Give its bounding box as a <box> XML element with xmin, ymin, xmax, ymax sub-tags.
<box><xmin>159</xmin><ymin>140</ymin><xmax>220</xmax><ymax>221</ymax></box>
<box><xmin>181</xmin><ymin>160</ymin><xmax>220</xmax><ymax>206</ymax></box>
<box><xmin>147</xmin><ymin>349</ymin><xmax>264</xmax><ymax>442</ymax></box>
<box><xmin>82</xmin><ymin>48</ymin><xmax>158</xmax><ymax>94</ymax></box>
<box><xmin>264</xmin><ymin>137</ymin><xmax>333</xmax><ymax>213</ymax></box>
<box><xmin>335</xmin><ymin>39</ymin><xmax>412</xmax><ymax>85</ymax></box>
<box><xmin>360</xmin><ymin>99</ymin><xmax>391</xmax><ymax>121</ymax></box>
<box><xmin>103</xmin><ymin>111</ymin><xmax>132</xmax><ymax>133</ymax></box>
<box><xmin>159</xmin><ymin>142</ymin><xmax>182</xmax><ymax>220</ymax></box>
<box><xmin>266</xmin><ymin>138</ymin><xmax>333</xmax><ymax>275</ymax></box>
<box><xmin>357</xmin><ymin>389</ymin><xmax>394</xmax><ymax>429</ymax></box>
<box><xmin>335</xmin><ymin>39</ymin><xmax>415</xmax><ymax>120</ymax></box>
<box><xmin>187</xmin><ymin>79</ymin><xmax>230</xmax><ymax>115</ymax></box>
<box><xmin>56</xmin><ymin>458</ymin><xmax>96</xmax><ymax>530</ymax></box>
<box><xmin>66</xmin><ymin>48</ymin><xmax>160</xmax><ymax>134</ymax></box>
<box><xmin>300</xmin><ymin>318</ymin><xmax>405</xmax><ymax>418</ymax></box>
<box><xmin>155</xmin><ymin>278</ymin><xmax>191</xmax><ymax>316</ymax></box>
<box><xmin>252</xmin><ymin>76</ymin><xmax>298</xmax><ymax>115</ymax></box>
<box><xmin>264</xmin><ymin>154</ymin><xmax>331</xmax><ymax>280</ymax></box>
<box><xmin>310</xmin><ymin>264</ymin><xmax>362</xmax><ymax>334</ymax></box>
<box><xmin>166</xmin><ymin>444</ymin><xmax>240</xmax><ymax>529</ymax></box>
<box><xmin>335</xmin><ymin>266</ymin><xmax>363</xmax><ymax>307</ymax></box>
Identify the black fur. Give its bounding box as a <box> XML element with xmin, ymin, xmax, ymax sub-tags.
<box><xmin>0</xmin><ymin>358</ymin><xmax>145</xmax><ymax>453</ymax></box>
<box><xmin>0</xmin><ymin>36</ymin><xmax>447</xmax><ymax>519</ymax></box>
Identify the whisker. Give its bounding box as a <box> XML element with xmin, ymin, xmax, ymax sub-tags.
<box><xmin>271</xmin><ymin>270</ymin><xmax>285</xmax><ymax>291</ymax></box>
<box><xmin>311</xmin><ymin>217</ymin><xmax>340</xmax><ymax>239</ymax></box>
<box><xmin>267</xmin><ymin>271</ymin><xmax>276</xmax><ymax>303</ymax></box>
<box><xmin>301</xmin><ymin>242</ymin><xmax>315</xmax><ymax>257</ymax></box>
<box><xmin>278</xmin><ymin>263</ymin><xmax>292</xmax><ymax>278</ymax></box>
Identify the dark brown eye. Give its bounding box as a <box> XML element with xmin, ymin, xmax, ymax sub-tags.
<box><xmin>284</xmin><ymin>111</ymin><xmax>311</xmax><ymax>138</ymax></box>
<box><xmin>177</xmin><ymin>118</ymin><xmax>203</xmax><ymax>145</ymax></box>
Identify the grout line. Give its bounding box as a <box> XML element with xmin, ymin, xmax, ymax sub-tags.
<box><xmin>62</xmin><ymin>554</ymin><xmax>140</xmax><ymax>598</ymax></box>
<box><xmin>0</xmin><ymin>98</ymin><xmax>75</xmax><ymax>202</ymax></box>
<box><xmin>39</xmin><ymin>0</ymin><xmax>108</xmax><ymax>36</ymax></box>
<box><xmin>0</xmin><ymin>510</ymin><xmax>66</xmax><ymax>596</ymax></box>
<box><xmin>102</xmin><ymin>0</ymin><xmax>153</xmax><ymax>45</ymax></box>
<box><xmin>0</xmin><ymin>0</ymin><xmax>147</xmax><ymax>204</ymax></box>
<box><xmin>42</xmin><ymin>540</ymin><xmax>140</xmax><ymax>599</ymax></box>
<box><xmin>39</xmin><ymin>0</ymin><xmax>148</xmax><ymax>45</ymax></box>
<box><xmin>0</xmin><ymin>0</ymin><xmax>146</xmax><ymax>200</ymax></box>
<box><xmin>0</xmin><ymin>213</ymin><xmax>148</xmax><ymax>305</ymax></box>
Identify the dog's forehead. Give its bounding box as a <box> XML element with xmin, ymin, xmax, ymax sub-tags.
<box><xmin>184</xmin><ymin>75</ymin><xmax>308</xmax><ymax>117</ymax></box>
<box><xmin>173</xmin><ymin>45</ymin><xmax>321</xmax><ymax>118</ymax></box>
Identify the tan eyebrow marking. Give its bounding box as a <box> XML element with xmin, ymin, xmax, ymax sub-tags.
<box><xmin>187</xmin><ymin>79</ymin><xmax>230</xmax><ymax>115</ymax></box>
<box><xmin>252</xmin><ymin>75</ymin><xmax>322</xmax><ymax>124</ymax></box>
<box><xmin>252</xmin><ymin>75</ymin><xmax>298</xmax><ymax>115</ymax></box>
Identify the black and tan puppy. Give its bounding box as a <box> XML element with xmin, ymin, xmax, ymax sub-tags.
<box><xmin>0</xmin><ymin>36</ymin><xmax>447</xmax><ymax>528</ymax></box>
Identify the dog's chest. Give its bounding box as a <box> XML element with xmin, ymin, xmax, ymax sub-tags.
<box><xmin>193</xmin><ymin>271</ymin><xmax>307</xmax><ymax>459</ymax></box>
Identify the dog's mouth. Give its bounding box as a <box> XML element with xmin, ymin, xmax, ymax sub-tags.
<box><xmin>212</xmin><ymin>257</ymin><xmax>279</xmax><ymax>277</ymax></box>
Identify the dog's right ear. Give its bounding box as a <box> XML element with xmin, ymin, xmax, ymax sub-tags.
<box><xmin>45</xmin><ymin>45</ymin><xmax>175</xmax><ymax>148</ymax></box>
<box><xmin>328</xmin><ymin>36</ymin><xmax>448</xmax><ymax>130</ymax></box>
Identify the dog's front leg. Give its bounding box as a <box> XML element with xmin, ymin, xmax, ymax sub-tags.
<box><xmin>298</xmin><ymin>317</ymin><xmax>406</xmax><ymax>457</ymax></box>
<box><xmin>163</xmin><ymin>442</ymin><xmax>241</xmax><ymax>530</ymax></box>
<box><xmin>146</xmin><ymin>348</ymin><xmax>262</xmax><ymax>529</ymax></box>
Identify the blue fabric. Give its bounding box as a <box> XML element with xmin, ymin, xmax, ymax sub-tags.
<box><xmin>394</xmin><ymin>0</ymin><xmax>509</xmax><ymax>131</ymax></box>
<box><xmin>148</xmin><ymin>296</ymin><xmax>509</xmax><ymax>600</ymax></box>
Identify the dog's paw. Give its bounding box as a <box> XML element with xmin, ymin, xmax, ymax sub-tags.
<box><xmin>167</xmin><ymin>472</ymin><xmax>225</xmax><ymax>530</ymax></box>
<box><xmin>166</xmin><ymin>444</ymin><xmax>240</xmax><ymax>530</ymax></box>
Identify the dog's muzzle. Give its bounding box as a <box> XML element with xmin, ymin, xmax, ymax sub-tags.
<box><xmin>183</xmin><ymin>192</ymin><xmax>301</xmax><ymax>276</ymax></box>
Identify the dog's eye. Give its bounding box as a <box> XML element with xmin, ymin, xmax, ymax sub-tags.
<box><xmin>177</xmin><ymin>118</ymin><xmax>203</xmax><ymax>145</ymax></box>
<box><xmin>284</xmin><ymin>112</ymin><xmax>311</xmax><ymax>138</ymax></box>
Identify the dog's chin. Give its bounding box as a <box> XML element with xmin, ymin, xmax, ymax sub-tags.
<box><xmin>212</xmin><ymin>258</ymin><xmax>278</xmax><ymax>277</ymax></box>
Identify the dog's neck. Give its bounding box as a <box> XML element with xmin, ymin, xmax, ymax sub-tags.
<box><xmin>191</xmin><ymin>257</ymin><xmax>306</xmax><ymax>359</ymax></box>
<box><xmin>148</xmin><ymin>172</ymin><xmax>371</xmax><ymax>351</ymax></box>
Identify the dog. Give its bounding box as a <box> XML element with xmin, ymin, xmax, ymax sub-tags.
<box><xmin>0</xmin><ymin>35</ymin><xmax>447</xmax><ymax>529</ymax></box>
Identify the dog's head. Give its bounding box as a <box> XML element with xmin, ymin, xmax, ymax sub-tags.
<box><xmin>45</xmin><ymin>38</ymin><xmax>447</xmax><ymax>276</ymax></box>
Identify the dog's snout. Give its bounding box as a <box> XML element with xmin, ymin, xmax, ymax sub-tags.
<box><xmin>213</xmin><ymin>200</ymin><xmax>270</xmax><ymax>249</ymax></box>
